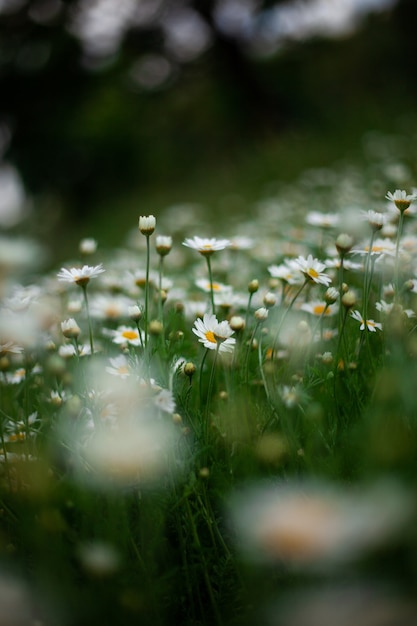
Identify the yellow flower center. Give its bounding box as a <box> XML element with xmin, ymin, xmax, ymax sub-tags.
<box><xmin>122</xmin><ymin>330</ymin><xmax>139</xmax><ymax>340</ymax></box>
<box><xmin>313</xmin><ymin>304</ymin><xmax>327</xmax><ymax>315</ymax></box>
<box><xmin>307</xmin><ymin>268</ymin><xmax>319</xmax><ymax>279</ymax></box>
<box><xmin>205</xmin><ymin>331</ymin><xmax>217</xmax><ymax>344</ymax></box>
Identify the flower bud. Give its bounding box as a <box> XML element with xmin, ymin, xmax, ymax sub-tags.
<box><xmin>61</xmin><ymin>318</ymin><xmax>81</xmax><ymax>339</ymax></box>
<box><xmin>156</xmin><ymin>235</ymin><xmax>172</xmax><ymax>256</ymax></box>
<box><xmin>139</xmin><ymin>215</ymin><xmax>156</xmax><ymax>236</ymax></box>
<box><xmin>335</xmin><ymin>233</ymin><xmax>354</xmax><ymax>256</ymax></box>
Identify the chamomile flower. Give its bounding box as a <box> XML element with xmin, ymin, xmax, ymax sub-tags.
<box><xmin>228</xmin><ymin>236</ymin><xmax>254</xmax><ymax>250</ymax></box>
<box><xmin>106</xmin><ymin>355</ymin><xmax>131</xmax><ymax>378</ymax></box>
<box><xmin>386</xmin><ymin>189</ymin><xmax>417</xmax><ymax>212</ymax></box>
<box><xmin>0</xmin><ymin>340</ymin><xmax>24</xmax><ymax>356</ymax></box>
<box><xmin>300</xmin><ymin>301</ymin><xmax>337</xmax><ymax>316</ymax></box>
<box><xmin>154</xmin><ymin>388</ymin><xmax>176</xmax><ymax>414</ymax></box>
<box><xmin>195</xmin><ymin>278</ymin><xmax>232</xmax><ymax>294</ymax></box>
<box><xmin>61</xmin><ymin>318</ymin><xmax>81</xmax><ymax>339</ymax></box>
<box><xmin>362</xmin><ymin>210</ymin><xmax>386</xmax><ymax>231</ymax></box>
<box><xmin>306</xmin><ymin>211</ymin><xmax>339</xmax><ymax>228</ymax></box>
<box><xmin>291</xmin><ymin>255</ymin><xmax>332</xmax><ymax>286</ymax></box>
<box><xmin>376</xmin><ymin>300</ymin><xmax>415</xmax><ymax>318</ymax></box>
<box><xmin>106</xmin><ymin>325</ymin><xmax>142</xmax><ymax>347</ymax></box>
<box><xmin>183</xmin><ymin>236</ymin><xmax>230</xmax><ymax>256</ymax></box>
<box><xmin>351</xmin><ymin>238</ymin><xmax>396</xmax><ymax>259</ymax></box>
<box><xmin>268</xmin><ymin>262</ymin><xmax>303</xmax><ymax>285</ymax></box>
<box><xmin>89</xmin><ymin>294</ymin><xmax>133</xmax><ymax>321</ymax></box>
<box><xmin>192</xmin><ymin>313</ymin><xmax>235</xmax><ymax>353</ymax></box>
<box><xmin>57</xmin><ymin>264</ymin><xmax>105</xmax><ymax>286</ymax></box>
<box><xmin>351</xmin><ymin>310</ymin><xmax>382</xmax><ymax>332</ymax></box>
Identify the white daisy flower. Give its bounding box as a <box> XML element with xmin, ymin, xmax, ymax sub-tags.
<box><xmin>291</xmin><ymin>255</ymin><xmax>332</xmax><ymax>286</ymax></box>
<box><xmin>183</xmin><ymin>236</ymin><xmax>231</xmax><ymax>256</ymax></box>
<box><xmin>268</xmin><ymin>262</ymin><xmax>303</xmax><ymax>285</ymax></box>
<box><xmin>106</xmin><ymin>355</ymin><xmax>131</xmax><ymax>378</ymax></box>
<box><xmin>362</xmin><ymin>210</ymin><xmax>386</xmax><ymax>231</ymax></box>
<box><xmin>300</xmin><ymin>302</ymin><xmax>337</xmax><ymax>316</ymax></box>
<box><xmin>376</xmin><ymin>301</ymin><xmax>415</xmax><ymax>318</ymax></box>
<box><xmin>306</xmin><ymin>211</ymin><xmax>339</xmax><ymax>228</ymax></box>
<box><xmin>351</xmin><ymin>310</ymin><xmax>382</xmax><ymax>332</ymax></box>
<box><xmin>106</xmin><ymin>325</ymin><xmax>141</xmax><ymax>347</ymax></box>
<box><xmin>324</xmin><ymin>258</ymin><xmax>363</xmax><ymax>272</ymax></box>
<box><xmin>0</xmin><ymin>340</ymin><xmax>24</xmax><ymax>356</ymax></box>
<box><xmin>58</xmin><ymin>344</ymin><xmax>77</xmax><ymax>358</ymax></box>
<box><xmin>351</xmin><ymin>238</ymin><xmax>396</xmax><ymax>258</ymax></box>
<box><xmin>57</xmin><ymin>264</ymin><xmax>105</xmax><ymax>286</ymax></box>
<box><xmin>58</xmin><ymin>343</ymin><xmax>92</xmax><ymax>358</ymax></box>
<box><xmin>6</xmin><ymin>367</ymin><xmax>27</xmax><ymax>384</ymax></box>
<box><xmin>386</xmin><ymin>189</ymin><xmax>417</xmax><ymax>212</ymax></box>
<box><xmin>192</xmin><ymin>313</ymin><xmax>235</xmax><ymax>353</ymax></box>
<box><xmin>89</xmin><ymin>294</ymin><xmax>133</xmax><ymax>321</ymax></box>
<box><xmin>154</xmin><ymin>388</ymin><xmax>176</xmax><ymax>414</ymax></box>
<box><xmin>195</xmin><ymin>278</ymin><xmax>232</xmax><ymax>294</ymax></box>
<box><xmin>228</xmin><ymin>236</ymin><xmax>254</xmax><ymax>250</ymax></box>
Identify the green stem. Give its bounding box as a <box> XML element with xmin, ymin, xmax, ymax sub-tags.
<box><xmin>144</xmin><ymin>234</ymin><xmax>151</xmax><ymax>347</ymax></box>
<box><xmin>199</xmin><ymin>349</ymin><xmax>210</xmax><ymax>411</ymax></box>
<box><xmin>337</xmin><ymin>256</ymin><xmax>345</xmax><ymax>337</ymax></box>
<box><xmin>394</xmin><ymin>211</ymin><xmax>405</xmax><ymax>301</ymax></box>
<box><xmin>272</xmin><ymin>279</ymin><xmax>308</xmax><ymax>361</ymax></box>
<box><xmin>81</xmin><ymin>285</ymin><xmax>94</xmax><ymax>354</ymax></box>
<box><xmin>205</xmin><ymin>255</ymin><xmax>215</xmax><ymax>315</ymax></box>
<box><xmin>244</xmin><ymin>321</ymin><xmax>260</xmax><ymax>385</ymax></box>
<box><xmin>158</xmin><ymin>255</ymin><xmax>164</xmax><ymax>323</ymax></box>
<box><xmin>363</xmin><ymin>230</ymin><xmax>376</xmax><ymax>323</ymax></box>
<box><xmin>205</xmin><ymin>345</ymin><xmax>220</xmax><ymax>444</ymax></box>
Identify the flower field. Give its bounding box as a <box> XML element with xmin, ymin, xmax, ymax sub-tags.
<box><xmin>2</xmin><ymin>135</ymin><xmax>417</xmax><ymax>625</ymax></box>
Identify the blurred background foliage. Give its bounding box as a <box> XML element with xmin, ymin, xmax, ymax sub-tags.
<box><xmin>1</xmin><ymin>0</ymin><xmax>417</xmax><ymax>261</ymax></box>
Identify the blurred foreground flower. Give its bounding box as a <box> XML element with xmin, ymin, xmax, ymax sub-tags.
<box><xmin>264</xmin><ymin>583</ymin><xmax>417</xmax><ymax>626</ymax></box>
<box><xmin>228</xmin><ymin>479</ymin><xmax>413</xmax><ymax>568</ymax></box>
<box><xmin>58</xmin><ymin>360</ymin><xmax>182</xmax><ymax>488</ymax></box>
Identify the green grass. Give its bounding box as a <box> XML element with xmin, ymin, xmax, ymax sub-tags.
<box><xmin>2</xmin><ymin>124</ymin><xmax>417</xmax><ymax>624</ymax></box>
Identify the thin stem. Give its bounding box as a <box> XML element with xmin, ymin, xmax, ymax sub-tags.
<box><xmin>394</xmin><ymin>211</ymin><xmax>405</xmax><ymax>301</ymax></box>
<box><xmin>272</xmin><ymin>279</ymin><xmax>308</xmax><ymax>360</ymax></box>
<box><xmin>244</xmin><ymin>292</ymin><xmax>254</xmax><ymax>332</ymax></box>
<box><xmin>81</xmin><ymin>285</ymin><xmax>94</xmax><ymax>354</ymax></box>
<box><xmin>205</xmin><ymin>345</ymin><xmax>220</xmax><ymax>443</ymax></box>
<box><xmin>144</xmin><ymin>234</ymin><xmax>151</xmax><ymax>347</ymax></box>
<box><xmin>199</xmin><ymin>348</ymin><xmax>210</xmax><ymax>411</ymax></box>
<box><xmin>363</xmin><ymin>230</ymin><xmax>376</xmax><ymax>323</ymax></box>
<box><xmin>244</xmin><ymin>321</ymin><xmax>260</xmax><ymax>385</ymax></box>
<box><xmin>337</xmin><ymin>256</ymin><xmax>345</xmax><ymax>337</ymax></box>
<box><xmin>205</xmin><ymin>255</ymin><xmax>215</xmax><ymax>314</ymax></box>
<box><xmin>158</xmin><ymin>255</ymin><xmax>164</xmax><ymax>322</ymax></box>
